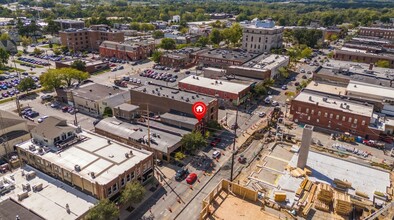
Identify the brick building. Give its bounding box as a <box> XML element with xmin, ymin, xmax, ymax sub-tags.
<box><xmin>99</xmin><ymin>41</ymin><xmax>155</xmax><ymax>61</ymax></box>
<box><xmin>333</xmin><ymin>49</ymin><xmax>394</xmax><ymax>68</ymax></box>
<box><xmin>130</xmin><ymin>84</ymin><xmax>218</xmax><ymax>124</ymax></box>
<box><xmin>290</xmin><ymin>91</ymin><xmax>380</xmax><ymax>139</ymax></box>
<box><xmin>359</xmin><ymin>27</ymin><xmax>394</xmax><ymax>40</ymax></box>
<box><xmin>196</xmin><ymin>49</ymin><xmax>259</xmax><ymax>69</ymax></box>
<box><xmin>16</xmin><ymin>117</ymin><xmax>153</xmax><ymax>200</ymax></box>
<box><xmin>159</xmin><ymin>47</ymin><xmax>204</xmax><ymax>68</ymax></box>
<box><xmin>59</xmin><ymin>25</ymin><xmax>124</xmax><ymax>51</ymax></box>
<box><xmin>178</xmin><ymin>75</ymin><xmax>251</xmax><ymax>105</ymax></box>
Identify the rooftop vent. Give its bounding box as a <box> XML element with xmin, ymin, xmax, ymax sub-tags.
<box><xmin>172</xmin><ymin>96</ymin><xmax>174</xmax><ymax>99</ymax></box>
<box><xmin>196</xmin><ymin>77</ymin><xmax>199</xmax><ymax>80</ymax></box>
<box><xmin>130</xmin><ymin>150</ymin><xmax>133</xmax><ymax>155</ymax></box>
<box><xmin>309</xmin><ymin>96</ymin><xmax>312</xmax><ymax>101</ymax></box>
<box><xmin>91</xmin><ymin>172</ymin><xmax>95</xmax><ymax>179</ymax></box>
<box><xmin>346</xmin><ymin>105</ymin><xmax>350</xmax><ymax>109</ymax></box>
<box><xmin>322</xmin><ymin>97</ymin><xmax>328</xmax><ymax>102</ymax></box>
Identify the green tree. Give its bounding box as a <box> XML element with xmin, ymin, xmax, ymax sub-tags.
<box><xmin>44</xmin><ymin>19</ymin><xmax>60</xmax><ymax>35</ymax></box>
<box><xmin>20</xmin><ymin>36</ymin><xmax>32</xmax><ymax>48</ymax></box>
<box><xmin>327</xmin><ymin>51</ymin><xmax>334</xmax><ymax>59</ymax></box>
<box><xmin>53</xmin><ymin>48</ymin><xmax>62</xmax><ymax>56</ymax></box>
<box><xmin>0</xmin><ymin>33</ymin><xmax>10</xmax><ymax>41</ymax></box>
<box><xmin>39</xmin><ymin>69</ymin><xmax>65</xmax><ymax>91</ymax></box>
<box><xmin>86</xmin><ymin>199</ymin><xmax>119</xmax><ymax>220</ymax></box>
<box><xmin>196</xmin><ymin>36</ymin><xmax>209</xmax><ymax>47</ymax></box>
<box><xmin>252</xmin><ymin>83</ymin><xmax>267</xmax><ymax>96</ymax></box>
<box><xmin>152</xmin><ymin>31</ymin><xmax>164</xmax><ymax>39</ymax></box>
<box><xmin>33</xmin><ymin>48</ymin><xmax>43</xmax><ymax>55</ymax></box>
<box><xmin>209</xmin><ymin>29</ymin><xmax>222</xmax><ymax>45</ymax></box>
<box><xmin>70</xmin><ymin>59</ymin><xmax>86</xmax><ymax>72</ymax></box>
<box><xmin>181</xmin><ymin>131</ymin><xmax>207</xmax><ymax>152</ymax></box>
<box><xmin>151</xmin><ymin>50</ymin><xmax>162</xmax><ymax>63</ymax></box>
<box><xmin>120</xmin><ymin>181</ymin><xmax>146</xmax><ymax>207</ymax></box>
<box><xmin>103</xmin><ymin>107</ymin><xmax>113</xmax><ymax>117</ymax></box>
<box><xmin>175</xmin><ymin>152</ymin><xmax>186</xmax><ymax>161</ymax></box>
<box><xmin>160</xmin><ymin>38</ymin><xmax>176</xmax><ymax>50</ymax></box>
<box><xmin>376</xmin><ymin>60</ymin><xmax>390</xmax><ymax>68</ymax></box>
<box><xmin>17</xmin><ymin>77</ymin><xmax>35</xmax><ymax>93</ymax></box>
<box><xmin>300</xmin><ymin>47</ymin><xmax>312</xmax><ymax>58</ymax></box>
<box><xmin>0</xmin><ymin>48</ymin><xmax>9</xmax><ymax>67</ymax></box>
<box><xmin>278</xmin><ymin>67</ymin><xmax>289</xmax><ymax>79</ymax></box>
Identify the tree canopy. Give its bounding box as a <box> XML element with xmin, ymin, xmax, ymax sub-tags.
<box><xmin>39</xmin><ymin>68</ymin><xmax>89</xmax><ymax>91</ymax></box>
<box><xmin>209</xmin><ymin>29</ymin><xmax>222</xmax><ymax>45</ymax></box>
<box><xmin>160</xmin><ymin>38</ymin><xmax>176</xmax><ymax>50</ymax></box>
<box><xmin>86</xmin><ymin>199</ymin><xmax>119</xmax><ymax>220</ymax></box>
<box><xmin>0</xmin><ymin>48</ymin><xmax>9</xmax><ymax>67</ymax></box>
<box><xmin>71</xmin><ymin>59</ymin><xmax>87</xmax><ymax>72</ymax></box>
<box><xmin>17</xmin><ymin>77</ymin><xmax>36</xmax><ymax>93</ymax></box>
<box><xmin>120</xmin><ymin>181</ymin><xmax>146</xmax><ymax>206</ymax></box>
<box><xmin>181</xmin><ymin>131</ymin><xmax>207</xmax><ymax>152</ymax></box>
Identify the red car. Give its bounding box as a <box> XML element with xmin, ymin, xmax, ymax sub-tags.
<box><xmin>186</xmin><ymin>173</ymin><xmax>197</xmax><ymax>184</ymax></box>
<box><xmin>210</xmin><ymin>137</ymin><xmax>221</xmax><ymax>147</ymax></box>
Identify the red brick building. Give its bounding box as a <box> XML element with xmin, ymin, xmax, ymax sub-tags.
<box><xmin>59</xmin><ymin>25</ymin><xmax>124</xmax><ymax>51</ymax></box>
<box><xmin>99</xmin><ymin>41</ymin><xmax>155</xmax><ymax>61</ymax></box>
<box><xmin>359</xmin><ymin>27</ymin><xmax>394</xmax><ymax>40</ymax></box>
<box><xmin>196</xmin><ymin>49</ymin><xmax>259</xmax><ymax>69</ymax></box>
<box><xmin>290</xmin><ymin>91</ymin><xmax>381</xmax><ymax>139</ymax></box>
<box><xmin>159</xmin><ymin>47</ymin><xmax>203</xmax><ymax>68</ymax></box>
<box><xmin>333</xmin><ymin>49</ymin><xmax>394</xmax><ymax>68</ymax></box>
<box><xmin>178</xmin><ymin>75</ymin><xmax>251</xmax><ymax>105</ymax></box>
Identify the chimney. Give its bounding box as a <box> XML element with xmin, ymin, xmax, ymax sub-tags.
<box><xmin>369</xmin><ymin>63</ymin><xmax>373</xmax><ymax>70</ymax></box>
<box><xmin>297</xmin><ymin>125</ymin><xmax>314</xmax><ymax>169</ymax></box>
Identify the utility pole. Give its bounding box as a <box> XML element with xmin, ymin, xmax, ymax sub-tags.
<box><xmin>230</xmin><ymin>106</ymin><xmax>239</xmax><ymax>182</ymax></box>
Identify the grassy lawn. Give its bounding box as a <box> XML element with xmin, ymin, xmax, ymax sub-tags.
<box><xmin>92</xmin><ymin>68</ymin><xmax>110</xmax><ymax>75</ymax></box>
<box><xmin>0</xmin><ymin>66</ymin><xmax>25</xmax><ymax>74</ymax></box>
<box><xmin>40</xmin><ymin>44</ymin><xmax>61</xmax><ymax>49</ymax></box>
<box><xmin>0</xmin><ymin>96</ymin><xmax>15</xmax><ymax>104</ymax></box>
<box><xmin>14</xmin><ymin>60</ymin><xmax>44</xmax><ymax>68</ymax></box>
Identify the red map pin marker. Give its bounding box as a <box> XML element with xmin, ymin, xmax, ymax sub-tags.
<box><xmin>192</xmin><ymin>102</ymin><xmax>207</xmax><ymax>122</ymax></box>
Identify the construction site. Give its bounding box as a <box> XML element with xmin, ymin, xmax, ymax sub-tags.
<box><xmin>204</xmin><ymin>124</ymin><xmax>394</xmax><ymax>220</ymax></box>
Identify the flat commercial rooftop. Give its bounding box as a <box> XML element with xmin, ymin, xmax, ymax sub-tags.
<box><xmin>294</xmin><ymin>90</ymin><xmax>374</xmax><ymax>117</ymax></box>
<box><xmin>347</xmin><ymin>81</ymin><xmax>394</xmax><ymax>100</ymax></box>
<box><xmin>95</xmin><ymin>117</ymin><xmax>187</xmax><ymax>154</ymax></box>
<box><xmin>73</xmin><ymin>83</ymin><xmax>129</xmax><ymax>101</ymax></box>
<box><xmin>243</xmin><ymin>54</ymin><xmax>289</xmax><ymax>70</ymax></box>
<box><xmin>179</xmin><ymin>75</ymin><xmax>250</xmax><ymax>94</ymax></box>
<box><xmin>0</xmin><ymin>166</ymin><xmax>97</xmax><ymax>220</ymax></box>
<box><xmin>323</xmin><ymin>60</ymin><xmax>394</xmax><ymax>79</ymax></box>
<box><xmin>284</xmin><ymin>151</ymin><xmax>390</xmax><ymax>201</ymax></box>
<box><xmin>198</xmin><ymin>49</ymin><xmax>259</xmax><ymax>63</ymax></box>
<box><xmin>17</xmin><ymin>132</ymin><xmax>152</xmax><ymax>185</ymax></box>
<box><xmin>132</xmin><ymin>84</ymin><xmax>216</xmax><ymax>104</ymax></box>
<box><xmin>305</xmin><ymin>81</ymin><xmax>347</xmax><ymax>96</ymax></box>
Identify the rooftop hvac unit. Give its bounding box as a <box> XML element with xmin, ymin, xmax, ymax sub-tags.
<box><xmin>125</xmin><ymin>153</ymin><xmax>129</xmax><ymax>158</ymax></box>
<box><xmin>130</xmin><ymin>150</ymin><xmax>133</xmax><ymax>155</ymax></box>
<box><xmin>74</xmin><ymin>165</ymin><xmax>81</xmax><ymax>172</ymax></box>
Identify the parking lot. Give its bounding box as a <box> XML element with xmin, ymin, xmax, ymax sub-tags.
<box><xmin>0</xmin><ymin>73</ymin><xmax>41</xmax><ymax>99</ymax></box>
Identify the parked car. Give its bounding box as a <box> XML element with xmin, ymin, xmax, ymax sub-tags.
<box><xmin>37</xmin><ymin>116</ymin><xmax>48</xmax><ymax>123</ymax></box>
<box><xmin>238</xmin><ymin>155</ymin><xmax>246</xmax><ymax>164</ymax></box>
<box><xmin>212</xmin><ymin>151</ymin><xmax>221</xmax><ymax>159</ymax></box>
<box><xmin>62</xmin><ymin>106</ymin><xmax>69</xmax><ymax>112</ymax></box>
<box><xmin>271</xmin><ymin>101</ymin><xmax>279</xmax><ymax>106</ymax></box>
<box><xmin>41</xmin><ymin>94</ymin><xmax>53</xmax><ymax>101</ymax></box>
<box><xmin>259</xmin><ymin>112</ymin><xmax>266</xmax><ymax>118</ymax></box>
<box><xmin>186</xmin><ymin>173</ymin><xmax>197</xmax><ymax>184</ymax></box>
<box><xmin>210</xmin><ymin>137</ymin><xmax>221</xmax><ymax>147</ymax></box>
<box><xmin>175</xmin><ymin>168</ymin><xmax>189</xmax><ymax>181</ymax></box>
<box><xmin>281</xmin><ymin>85</ymin><xmax>287</xmax><ymax>90</ymax></box>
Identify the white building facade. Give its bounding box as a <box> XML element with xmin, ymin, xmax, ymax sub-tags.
<box><xmin>241</xmin><ymin>18</ymin><xmax>283</xmax><ymax>53</ymax></box>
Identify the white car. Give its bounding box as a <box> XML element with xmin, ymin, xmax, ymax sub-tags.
<box><xmin>271</xmin><ymin>101</ymin><xmax>279</xmax><ymax>106</ymax></box>
<box><xmin>37</xmin><ymin>116</ymin><xmax>48</xmax><ymax>123</ymax></box>
<box><xmin>212</xmin><ymin>151</ymin><xmax>221</xmax><ymax>159</ymax></box>
<box><xmin>258</xmin><ymin>112</ymin><xmax>266</xmax><ymax>118</ymax></box>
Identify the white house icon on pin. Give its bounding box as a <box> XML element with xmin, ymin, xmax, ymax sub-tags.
<box><xmin>196</xmin><ymin>105</ymin><xmax>203</xmax><ymax>113</ymax></box>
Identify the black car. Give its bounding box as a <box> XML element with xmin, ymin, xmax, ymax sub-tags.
<box><xmin>175</xmin><ymin>168</ymin><xmax>189</xmax><ymax>181</ymax></box>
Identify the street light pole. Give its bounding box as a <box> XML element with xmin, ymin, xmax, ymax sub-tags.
<box><xmin>229</xmin><ymin>106</ymin><xmax>239</xmax><ymax>182</ymax></box>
